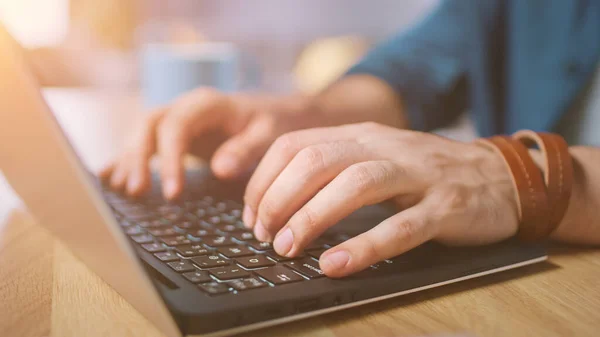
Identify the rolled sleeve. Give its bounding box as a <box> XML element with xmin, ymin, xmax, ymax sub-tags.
<box><xmin>346</xmin><ymin>0</ymin><xmax>477</xmax><ymax>131</ymax></box>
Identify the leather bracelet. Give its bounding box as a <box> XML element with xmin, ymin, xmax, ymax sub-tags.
<box><xmin>512</xmin><ymin>130</ymin><xmax>573</xmax><ymax>235</ymax></box>
<box><xmin>475</xmin><ymin>136</ymin><xmax>551</xmax><ymax>241</ymax></box>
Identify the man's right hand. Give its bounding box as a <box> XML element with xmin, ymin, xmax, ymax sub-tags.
<box><xmin>99</xmin><ymin>88</ymin><xmax>329</xmax><ymax>199</ymax></box>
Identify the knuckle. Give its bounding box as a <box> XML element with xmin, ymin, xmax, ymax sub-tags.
<box><xmin>364</xmin><ymin>237</ymin><xmax>385</xmax><ymax>263</ymax></box>
<box><xmin>347</xmin><ymin>164</ymin><xmax>374</xmax><ymax>187</ymax></box>
<box><xmin>273</xmin><ymin>133</ymin><xmax>298</xmax><ymax>155</ymax></box>
<box><xmin>295</xmin><ymin>205</ymin><xmax>320</xmax><ymax>233</ymax></box>
<box><xmin>344</xmin><ymin>163</ymin><xmax>383</xmax><ymax>192</ymax></box>
<box><xmin>358</xmin><ymin>121</ymin><xmax>383</xmax><ymax>132</ymax></box>
<box><xmin>435</xmin><ymin>185</ymin><xmax>470</xmax><ymax>214</ymax></box>
<box><xmin>297</xmin><ymin>146</ymin><xmax>327</xmax><ymax>172</ymax></box>
<box><xmin>258</xmin><ymin>197</ymin><xmax>280</xmax><ymax>229</ymax></box>
<box><xmin>392</xmin><ymin>219</ymin><xmax>420</xmax><ymax>246</ymax></box>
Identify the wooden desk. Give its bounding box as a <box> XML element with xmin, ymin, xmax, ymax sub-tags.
<box><xmin>1</xmin><ymin>90</ymin><xmax>600</xmax><ymax>337</ymax></box>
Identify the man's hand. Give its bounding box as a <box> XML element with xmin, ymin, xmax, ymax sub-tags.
<box><xmin>243</xmin><ymin>123</ymin><xmax>519</xmax><ymax>277</ymax></box>
<box><xmin>99</xmin><ymin>89</ymin><xmax>332</xmax><ymax>199</ymax></box>
<box><xmin>100</xmin><ymin>75</ymin><xmax>406</xmax><ymax>200</ymax></box>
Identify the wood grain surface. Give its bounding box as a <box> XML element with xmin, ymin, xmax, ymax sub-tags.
<box><xmin>1</xmin><ymin>209</ymin><xmax>599</xmax><ymax>337</ymax></box>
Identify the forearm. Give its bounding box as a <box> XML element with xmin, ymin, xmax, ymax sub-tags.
<box><xmin>309</xmin><ymin>74</ymin><xmax>409</xmax><ymax>129</ymax></box>
<box><xmin>549</xmin><ymin>146</ymin><xmax>600</xmax><ymax>244</ymax></box>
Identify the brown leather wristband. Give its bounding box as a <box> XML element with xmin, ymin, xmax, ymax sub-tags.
<box><xmin>512</xmin><ymin>130</ymin><xmax>573</xmax><ymax>235</ymax></box>
<box><xmin>475</xmin><ymin>136</ymin><xmax>551</xmax><ymax>241</ymax></box>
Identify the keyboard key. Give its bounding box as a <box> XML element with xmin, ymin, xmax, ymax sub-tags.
<box><xmin>285</xmin><ymin>258</ymin><xmax>325</xmax><ymax>279</ymax></box>
<box><xmin>219</xmin><ymin>214</ymin><xmax>237</xmax><ymax>225</ymax></box>
<box><xmin>198</xmin><ymin>220</ymin><xmax>214</xmax><ymax>229</ymax></box>
<box><xmin>217</xmin><ymin>224</ymin><xmax>245</xmax><ymax>233</ymax></box>
<box><xmin>154</xmin><ymin>251</ymin><xmax>179</xmax><ymax>262</ymax></box>
<box><xmin>304</xmin><ymin>240</ymin><xmax>327</xmax><ymax>251</ymax></box>
<box><xmin>265</xmin><ymin>251</ymin><xmax>305</xmax><ymax>262</ymax></box>
<box><xmin>207</xmin><ymin>216</ymin><xmax>221</xmax><ymax>225</ymax></box>
<box><xmin>247</xmin><ymin>240</ymin><xmax>272</xmax><ymax>251</ymax></box>
<box><xmin>217</xmin><ymin>245</ymin><xmax>254</xmax><ymax>258</ymax></box>
<box><xmin>162</xmin><ymin>212</ymin><xmax>182</xmax><ymax>222</ymax></box>
<box><xmin>230</xmin><ymin>209</ymin><xmax>242</xmax><ymax>218</ymax></box>
<box><xmin>121</xmin><ymin>211</ymin><xmax>156</xmax><ymax>221</ymax></box>
<box><xmin>124</xmin><ymin>212</ymin><xmax>157</xmax><ymax>221</ymax></box>
<box><xmin>210</xmin><ymin>266</ymin><xmax>251</xmax><ymax>281</ymax></box>
<box><xmin>156</xmin><ymin>205</ymin><xmax>182</xmax><ymax>215</ymax></box>
<box><xmin>139</xmin><ymin>219</ymin><xmax>170</xmax><ymax>228</ymax></box>
<box><xmin>148</xmin><ymin>227</ymin><xmax>179</xmax><ymax>237</ymax></box>
<box><xmin>194</xmin><ymin>209</ymin><xmax>207</xmax><ymax>218</ymax></box>
<box><xmin>206</xmin><ymin>207</ymin><xmax>220</xmax><ymax>217</ymax></box>
<box><xmin>167</xmin><ymin>260</ymin><xmax>196</xmax><ymax>273</ymax></box>
<box><xmin>232</xmin><ymin>232</ymin><xmax>254</xmax><ymax>242</ymax></box>
<box><xmin>236</xmin><ymin>255</ymin><xmax>276</xmax><ymax>269</ymax></box>
<box><xmin>255</xmin><ymin>266</ymin><xmax>304</xmax><ymax>285</ymax></box>
<box><xmin>182</xmin><ymin>270</ymin><xmax>212</xmax><ymax>283</ymax></box>
<box><xmin>229</xmin><ymin>277</ymin><xmax>267</xmax><ymax>291</ymax></box>
<box><xmin>306</xmin><ymin>248</ymin><xmax>327</xmax><ymax>260</ymax></box>
<box><xmin>175</xmin><ymin>244</ymin><xmax>210</xmax><ymax>257</ymax></box>
<box><xmin>160</xmin><ymin>235</ymin><xmax>192</xmax><ymax>246</ymax></box>
<box><xmin>119</xmin><ymin>220</ymin><xmax>133</xmax><ymax>227</ymax></box>
<box><xmin>125</xmin><ymin>226</ymin><xmax>145</xmax><ymax>236</ymax></box>
<box><xmin>175</xmin><ymin>220</ymin><xmax>199</xmax><ymax>230</ymax></box>
<box><xmin>131</xmin><ymin>234</ymin><xmax>154</xmax><ymax>244</ymax></box>
<box><xmin>215</xmin><ymin>202</ymin><xmax>228</xmax><ymax>212</ymax></box>
<box><xmin>198</xmin><ymin>281</ymin><xmax>230</xmax><ymax>295</ymax></box>
<box><xmin>203</xmin><ymin>235</ymin><xmax>236</xmax><ymax>247</ymax></box>
<box><xmin>187</xmin><ymin>228</ymin><xmax>217</xmax><ymax>238</ymax></box>
<box><xmin>191</xmin><ymin>255</ymin><xmax>231</xmax><ymax>269</ymax></box>
<box><xmin>323</xmin><ymin>234</ymin><xmax>351</xmax><ymax>247</ymax></box>
<box><xmin>142</xmin><ymin>243</ymin><xmax>167</xmax><ymax>253</ymax></box>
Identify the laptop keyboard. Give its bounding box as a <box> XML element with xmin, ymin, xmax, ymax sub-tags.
<box><xmin>100</xmin><ymin>185</ymin><xmax>383</xmax><ymax>296</ymax></box>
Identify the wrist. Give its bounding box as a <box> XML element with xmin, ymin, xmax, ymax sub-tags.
<box><xmin>309</xmin><ymin>75</ymin><xmax>409</xmax><ymax>129</ymax></box>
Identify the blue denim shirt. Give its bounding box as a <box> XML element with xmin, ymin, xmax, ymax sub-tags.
<box><xmin>346</xmin><ymin>0</ymin><xmax>600</xmax><ymax>137</ymax></box>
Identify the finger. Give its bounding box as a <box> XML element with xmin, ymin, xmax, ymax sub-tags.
<box><xmin>109</xmin><ymin>160</ymin><xmax>130</xmax><ymax>191</ymax></box>
<box><xmin>210</xmin><ymin>118</ymin><xmax>275</xmax><ymax>180</ymax></box>
<box><xmin>319</xmin><ymin>191</ymin><xmax>443</xmax><ymax>278</ymax></box>
<box><xmin>156</xmin><ymin>114</ymin><xmax>192</xmax><ymax>200</ymax></box>
<box><xmin>126</xmin><ymin>152</ymin><xmax>152</xmax><ymax>197</ymax></box>
<box><xmin>98</xmin><ymin>162</ymin><xmax>116</xmax><ymax>181</ymax></box>
<box><xmin>243</xmin><ymin>124</ymin><xmax>361</xmax><ymax>230</ymax></box>
<box><xmin>273</xmin><ymin>161</ymin><xmax>425</xmax><ymax>255</ymax></box>
<box><xmin>126</xmin><ymin>108</ymin><xmax>166</xmax><ymax>196</ymax></box>
<box><xmin>256</xmin><ymin>141</ymin><xmax>364</xmax><ymax>239</ymax></box>
<box><xmin>156</xmin><ymin>91</ymin><xmax>232</xmax><ymax>199</ymax></box>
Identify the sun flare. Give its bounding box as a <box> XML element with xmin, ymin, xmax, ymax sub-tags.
<box><xmin>0</xmin><ymin>0</ymin><xmax>68</xmax><ymax>47</ymax></box>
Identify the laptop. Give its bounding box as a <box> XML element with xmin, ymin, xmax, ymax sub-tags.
<box><xmin>0</xmin><ymin>26</ymin><xmax>547</xmax><ymax>337</ymax></box>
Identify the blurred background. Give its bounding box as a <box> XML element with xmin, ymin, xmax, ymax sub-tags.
<box><xmin>0</xmin><ymin>0</ymin><xmax>452</xmax><ymax>219</ymax></box>
<box><xmin>0</xmin><ymin>0</ymin><xmax>438</xmax><ymax>93</ymax></box>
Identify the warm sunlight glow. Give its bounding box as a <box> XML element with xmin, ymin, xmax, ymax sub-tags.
<box><xmin>0</xmin><ymin>0</ymin><xmax>68</xmax><ymax>47</ymax></box>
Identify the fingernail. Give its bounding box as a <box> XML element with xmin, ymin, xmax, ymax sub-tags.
<box><xmin>215</xmin><ymin>154</ymin><xmax>239</xmax><ymax>175</ymax></box>
<box><xmin>242</xmin><ymin>205</ymin><xmax>255</xmax><ymax>228</ymax></box>
<box><xmin>127</xmin><ymin>175</ymin><xmax>141</xmax><ymax>194</ymax></box>
<box><xmin>163</xmin><ymin>179</ymin><xmax>178</xmax><ymax>199</ymax></box>
<box><xmin>110</xmin><ymin>171</ymin><xmax>125</xmax><ymax>189</ymax></box>
<box><xmin>254</xmin><ymin>220</ymin><xmax>271</xmax><ymax>242</ymax></box>
<box><xmin>274</xmin><ymin>228</ymin><xmax>294</xmax><ymax>256</ymax></box>
<box><xmin>322</xmin><ymin>251</ymin><xmax>350</xmax><ymax>271</ymax></box>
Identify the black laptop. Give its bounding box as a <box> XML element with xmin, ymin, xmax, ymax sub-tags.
<box><xmin>0</xmin><ymin>25</ymin><xmax>546</xmax><ymax>336</ymax></box>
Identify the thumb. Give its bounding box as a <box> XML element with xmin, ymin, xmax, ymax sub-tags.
<box><xmin>211</xmin><ymin>119</ymin><xmax>274</xmax><ymax>179</ymax></box>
